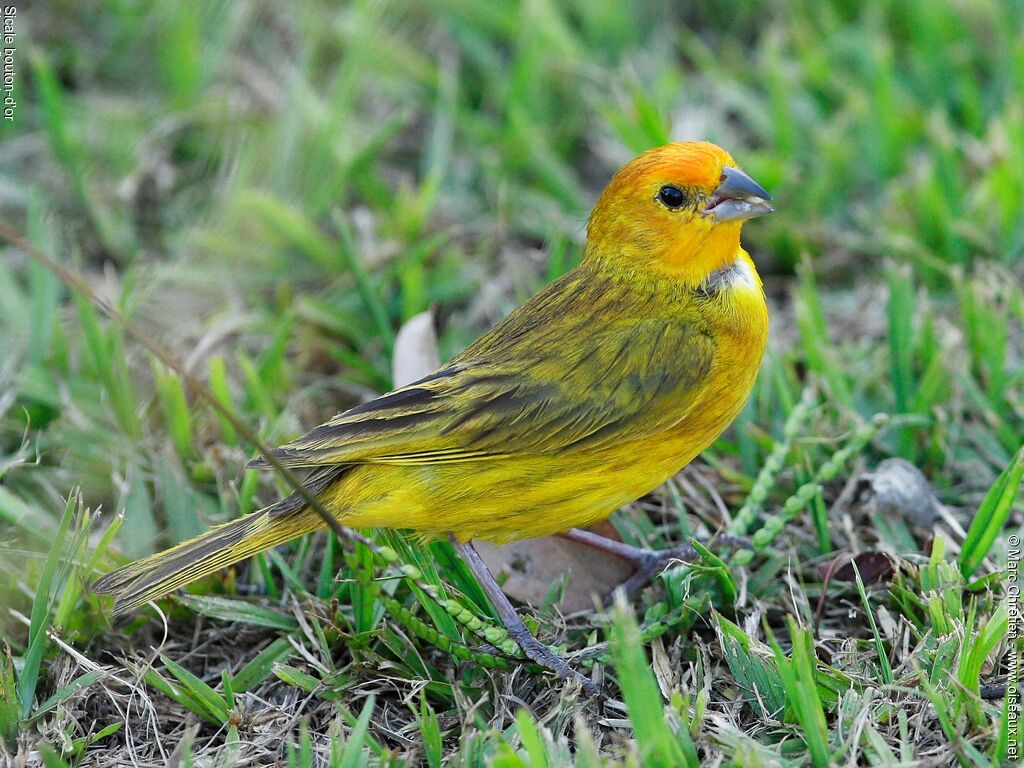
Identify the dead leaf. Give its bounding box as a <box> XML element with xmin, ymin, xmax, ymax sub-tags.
<box><xmin>820</xmin><ymin>551</ymin><xmax>898</xmax><ymax>584</ymax></box>
<box><xmin>476</xmin><ymin>529</ymin><xmax>634</xmax><ymax>613</ymax></box>
<box><xmin>392</xmin><ymin>309</ymin><xmax>440</xmax><ymax>387</ymax></box>
<box><xmin>814</xmin><ymin>551</ymin><xmax>899</xmax><ymax>634</ymax></box>
<box><xmin>650</xmin><ymin>637</ymin><xmax>677</xmax><ymax>699</ymax></box>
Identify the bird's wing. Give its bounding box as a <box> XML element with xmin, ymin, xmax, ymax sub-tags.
<box><xmin>249</xmin><ymin>270</ymin><xmax>714</xmax><ymax>469</ymax></box>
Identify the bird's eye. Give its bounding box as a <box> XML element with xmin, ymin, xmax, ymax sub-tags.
<box><xmin>657</xmin><ymin>185</ymin><xmax>686</xmax><ymax>210</ymax></box>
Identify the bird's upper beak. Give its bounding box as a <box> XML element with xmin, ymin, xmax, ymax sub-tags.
<box><xmin>703</xmin><ymin>167</ymin><xmax>774</xmax><ymax>222</ymax></box>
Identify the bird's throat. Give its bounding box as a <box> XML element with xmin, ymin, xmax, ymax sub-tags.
<box><xmin>660</xmin><ymin>222</ymin><xmax>745</xmax><ymax>286</ymax></box>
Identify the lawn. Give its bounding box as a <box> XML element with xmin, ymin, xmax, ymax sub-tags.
<box><xmin>1</xmin><ymin>1</ymin><xmax>1023</xmax><ymax>765</ymax></box>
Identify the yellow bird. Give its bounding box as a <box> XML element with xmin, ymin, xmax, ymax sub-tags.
<box><xmin>95</xmin><ymin>141</ymin><xmax>772</xmax><ymax>691</ymax></box>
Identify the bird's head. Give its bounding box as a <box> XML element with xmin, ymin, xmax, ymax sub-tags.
<box><xmin>585</xmin><ymin>141</ymin><xmax>772</xmax><ymax>284</ymax></box>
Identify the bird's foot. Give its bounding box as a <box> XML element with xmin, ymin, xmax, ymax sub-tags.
<box><xmin>450</xmin><ymin>535</ymin><xmax>600</xmax><ymax>697</ymax></box>
<box><xmin>558</xmin><ymin>528</ymin><xmax>749</xmax><ymax>602</ymax></box>
<box><xmin>507</xmin><ymin>624</ymin><xmax>601</xmax><ymax>698</ymax></box>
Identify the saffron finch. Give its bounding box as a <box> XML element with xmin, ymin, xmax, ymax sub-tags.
<box><xmin>95</xmin><ymin>141</ymin><xmax>772</xmax><ymax>691</ymax></box>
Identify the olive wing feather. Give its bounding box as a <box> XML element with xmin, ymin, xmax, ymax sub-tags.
<box><xmin>249</xmin><ymin>272</ymin><xmax>714</xmax><ymax>468</ymax></box>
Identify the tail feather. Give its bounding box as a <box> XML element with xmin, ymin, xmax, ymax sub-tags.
<box><xmin>93</xmin><ymin>509</ymin><xmax>324</xmax><ymax>615</ymax></box>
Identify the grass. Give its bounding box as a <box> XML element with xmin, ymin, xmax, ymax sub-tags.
<box><xmin>2</xmin><ymin>0</ymin><xmax>1023</xmax><ymax>764</ymax></box>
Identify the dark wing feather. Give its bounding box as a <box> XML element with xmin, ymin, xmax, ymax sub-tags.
<box><xmin>249</xmin><ymin>269</ymin><xmax>713</xmax><ymax>469</ymax></box>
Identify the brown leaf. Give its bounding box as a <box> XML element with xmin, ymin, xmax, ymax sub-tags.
<box><xmin>818</xmin><ymin>551</ymin><xmax>897</xmax><ymax>584</ymax></box>
<box><xmin>814</xmin><ymin>551</ymin><xmax>900</xmax><ymax>635</ymax></box>
<box><xmin>475</xmin><ymin>528</ymin><xmax>634</xmax><ymax>613</ymax></box>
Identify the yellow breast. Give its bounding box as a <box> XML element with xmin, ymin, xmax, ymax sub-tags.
<box><xmin>329</xmin><ymin>253</ymin><xmax>768</xmax><ymax>542</ymax></box>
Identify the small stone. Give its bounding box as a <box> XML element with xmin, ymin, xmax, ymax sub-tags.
<box><xmin>864</xmin><ymin>458</ymin><xmax>940</xmax><ymax>526</ymax></box>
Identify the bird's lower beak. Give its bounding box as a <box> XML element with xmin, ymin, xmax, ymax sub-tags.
<box><xmin>703</xmin><ymin>166</ymin><xmax>774</xmax><ymax>222</ymax></box>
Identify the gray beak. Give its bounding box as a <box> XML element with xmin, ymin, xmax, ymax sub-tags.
<box><xmin>704</xmin><ymin>166</ymin><xmax>774</xmax><ymax>222</ymax></box>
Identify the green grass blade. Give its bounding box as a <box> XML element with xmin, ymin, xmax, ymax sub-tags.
<box><xmin>773</xmin><ymin>619</ymin><xmax>832</xmax><ymax>767</ymax></box>
<box><xmin>853</xmin><ymin>562</ymin><xmax>893</xmax><ymax>685</ymax></box>
<box><xmin>959</xmin><ymin>446</ymin><xmax>1024</xmax><ymax>577</ymax></box>
<box><xmin>159</xmin><ymin>655</ymin><xmax>229</xmax><ymax>725</ymax></box>
<box><xmin>0</xmin><ymin>645</ymin><xmax>18</xmax><ymax>746</ymax></box>
<box><xmin>338</xmin><ymin>694</ymin><xmax>375</xmax><ymax>768</ymax></box>
<box><xmin>175</xmin><ymin>594</ymin><xmax>300</xmax><ymax>631</ymax></box>
<box><xmin>17</xmin><ymin>494</ymin><xmax>77</xmax><ymax>718</ymax></box>
<box><xmin>231</xmin><ymin>637</ymin><xmax>296</xmax><ymax>693</ymax></box>
<box><xmin>27</xmin><ymin>669</ymin><xmax>104</xmax><ymax>726</ymax></box>
<box><xmin>608</xmin><ymin>596</ymin><xmax>692</xmax><ymax>768</ymax></box>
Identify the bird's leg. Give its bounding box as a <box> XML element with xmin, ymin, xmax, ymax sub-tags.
<box><xmin>449</xmin><ymin>535</ymin><xmax>599</xmax><ymax>697</ymax></box>
<box><xmin>558</xmin><ymin>527</ymin><xmax>748</xmax><ymax>598</ymax></box>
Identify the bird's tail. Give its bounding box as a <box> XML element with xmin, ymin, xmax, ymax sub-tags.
<box><xmin>92</xmin><ymin>508</ymin><xmax>324</xmax><ymax>615</ymax></box>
